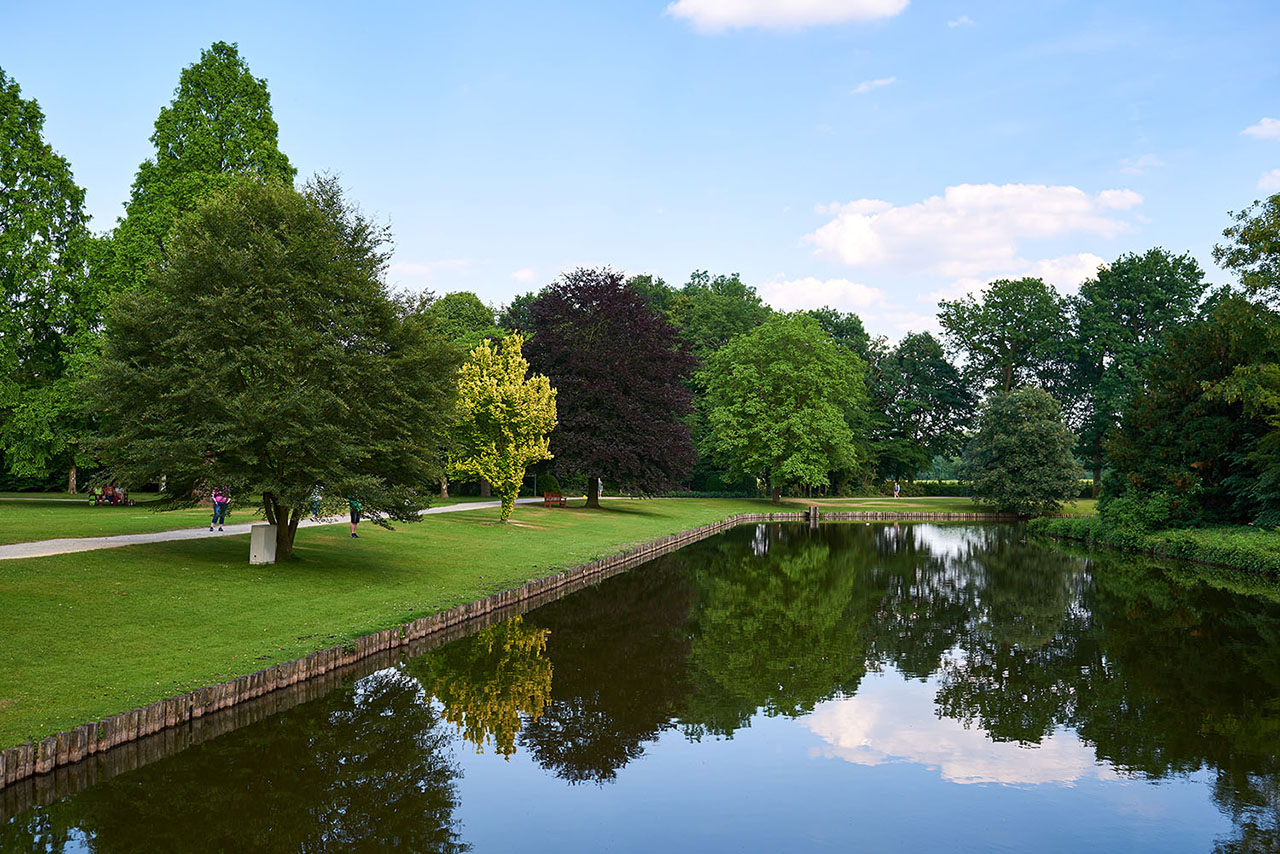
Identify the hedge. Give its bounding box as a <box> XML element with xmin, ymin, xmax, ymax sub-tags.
<box><xmin>1030</xmin><ymin>515</ymin><xmax>1280</xmax><ymax>575</ymax></box>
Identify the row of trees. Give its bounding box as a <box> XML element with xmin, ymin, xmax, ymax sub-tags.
<box><xmin>4</xmin><ymin>39</ymin><xmax>1278</xmax><ymax>530</ymax></box>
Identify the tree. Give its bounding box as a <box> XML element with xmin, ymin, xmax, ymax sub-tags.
<box><xmin>701</xmin><ymin>313</ymin><xmax>866</xmax><ymax>503</ymax></box>
<box><xmin>89</xmin><ymin>176</ymin><xmax>458</xmax><ymax>559</ymax></box>
<box><xmin>524</xmin><ymin>267</ymin><xmax>697</xmax><ymax>507</ymax></box>
<box><xmin>1073</xmin><ymin>248</ymin><xmax>1208</xmax><ymax>495</ymax></box>
<box><xmin>425</xmin><ymin>291</ymin><xmax>501</xmax><ymax>352</ymax></box>
<box><xmin>101</xmin><ymin>41</ymin><xmax>294</xmax><ymax>295</ymax></box>
<box><xmin>962</xmin><ymin>387</ymin><xmax>1083</xmax><ymax>515</ymax></box>
<box><xmin>0</xmin><ymin>67</ymin><xmax>97</xmax><ymax>490</ymax></box>
<box><xmin>450</xmin><ymin>334</ymin><xmax>557</xmax><ymax>521</ymax></box>
<box><xmin>873</xmin><ymin>331</ymin><xmax>973</xmax><ymax>480</ymax></box>
<box><xmin>1215</xmin><ymin>193</ymin><xmax>1280</xmax><ymax>307</ymax></box>
<box><xmin>805</xmin><ymin>306</ymin><xmax>874</xmax><ymax>363</ymax></box>
<box><xmin>938</xmin><ymin>277</ymin><xmax>1070</xmax><ymax>397</ymax></box>
<box><xmin>668</xmin><ymin>271</ymin><xmax>772</xmax><ymax>360</ymax></box>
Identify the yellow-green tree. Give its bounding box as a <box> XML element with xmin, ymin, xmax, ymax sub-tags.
<box><xmin>451</xmin><ymin>333</ymin><xmax>557</xmax><ymax>521</ymax></box>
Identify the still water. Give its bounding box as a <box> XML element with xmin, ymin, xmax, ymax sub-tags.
<box><xmin>4</xmin><ymin>523</ymin><xmax>1280</xmax><ymax>852</ymax></box>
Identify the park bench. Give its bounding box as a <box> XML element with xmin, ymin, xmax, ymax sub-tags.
<box><xmin>543</xmin><ymin>491</ymin><xmax>567</xmax><ymax>508</ymax></box>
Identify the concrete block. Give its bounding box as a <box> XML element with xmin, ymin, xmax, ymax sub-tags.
<box><xmin>250</xmin><ymin>524</ymin><xmax>277</xmax><ymax>565</ymax></box>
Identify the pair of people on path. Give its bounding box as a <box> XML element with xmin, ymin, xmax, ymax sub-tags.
<box><xmin>210</xmin><ymin>488</ymin><xmax>230</xmax><ymax>531</ymax></box>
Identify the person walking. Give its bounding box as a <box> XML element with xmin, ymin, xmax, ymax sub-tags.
<box><xmin>310</xmin><ymin>484</ymin><xmax>323</xmax><ymax>522</ymax></box>
<box><xmin>893</xmin><ymin>481</ymin><xmax>901</xmax><ymax>500</ymax></box>
<box><xmin>348</xmin><ymin>497</ymin><xmax>362</xmax><ymax>538</ymax></box>
<box><xmin>211</xmin><ymin>487</ymin><xmax>230</xmax><ymax>531</ymax></box>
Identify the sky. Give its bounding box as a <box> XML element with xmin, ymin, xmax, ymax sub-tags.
<box><xmin>4</xmin><ymin>0</ymin><xmax>1279</xmax><ymax>340</ymax></box>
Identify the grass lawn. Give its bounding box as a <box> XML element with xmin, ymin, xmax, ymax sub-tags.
<box><xmin>0</xmin><ymin>497</ymin><xmax>777</xmax><ymax>749</ymax></box>
<box><xmin>795</xmin><ymin>496</ymin><xmax>1098</xmax><ymax>515</ymax></box>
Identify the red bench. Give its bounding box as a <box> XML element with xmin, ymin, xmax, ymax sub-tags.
<box><xmin>543</xmin><ymin>491</ymin><xmax>567</xmax><ymax>508</ymax></box>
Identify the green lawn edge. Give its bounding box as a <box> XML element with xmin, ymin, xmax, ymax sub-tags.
<box><xmin>2</xmin><ymin>498</ymin><xmax>778</xmax><ymax>749</ymax></box>
<box><xmin>1030</xmin><ymin>515</ymin><xmax>1280</xmax><ymax>575</ymax></box>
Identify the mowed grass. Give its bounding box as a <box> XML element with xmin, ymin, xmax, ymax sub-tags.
<box><xmin>0</xmin><ymin>498</ymin><xmax>770</xmax><ymax>748</ymax></box>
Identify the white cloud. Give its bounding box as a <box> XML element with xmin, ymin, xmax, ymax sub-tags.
<box><xmin>758</xmin><ymin>276</ymin><xmax>885</xmax><ymax>312</ymax></box>
<box><xmin>1243</xmin><ymin>118</ymin><xmax>1280</xmax><ymax>140</ymax></box>
<box><xmin>852</xmin><ymin>76</ymin><xmax>896</xmax><ymax>95</ymax></box>
<box><xmin>667</xmin><ymin>0</ymin><xmax>909</xmax><ymax>31</ymax></box>
<box><xmin>807</xmin><ymin>674</ymin><xmax>1122</xmax><ymax>786</ymax></box>
<box><xmin>1119</xmin><ymin>153</ymin><xmax>1165</xmax><ymax>175</ymax></box>
<box><xmin>925</xmin><ymin>253</ymin><xmax>1104</xmax><ymax>302</ymax></box>
<box><xmin>1259</xmin><ymin>169</ymin><xmax>1280</xmax><ymax>193</ymax></box>
<box><xmin>947</xmin><ymin>15</ymin><xmax>974</xmax><ymax>27</ymax></box>
<box><xmin>509</xmin><ymin>267</ymin><xmax>537</xmax><ymax>283</ymax></box>
<box><xmin>807</xmin><ymin>183</ymin><xmax>1141</xmax><ymax>279</ymax></box>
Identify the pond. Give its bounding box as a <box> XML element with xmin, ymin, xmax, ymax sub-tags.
<box><xmin>3</xmin><ymin>522</ymin><xmax>1279</xmax><ymax>852</ymax></box>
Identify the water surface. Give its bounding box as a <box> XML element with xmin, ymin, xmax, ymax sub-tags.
<box><xmin>4</xmin><ymin>523</ymin><xmax>1279</xmax><ymax>852</ymax></box>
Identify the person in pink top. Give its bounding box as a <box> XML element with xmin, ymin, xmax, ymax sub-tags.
<box><xmin>210</xmin><ymin>488</ymin><xmax>230</xmax><ymax>531</ymax></box>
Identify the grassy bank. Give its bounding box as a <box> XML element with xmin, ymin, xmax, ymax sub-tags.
<box><xmin>804</xmin><ymin>496</ymin><xmax>1097</xmax><ymax>515</ymax></box>
<box><xmin>0</xmin><ymin>498</ymin><xmax>774</xmax><ymax>749</ymax></box>
<box><xmin>1031</xmin><ymin>515</ymin><xmax>1280</xmax><ymax>574</ymax></box>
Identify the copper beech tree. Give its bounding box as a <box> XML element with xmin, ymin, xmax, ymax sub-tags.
<box><xmin>89</xmin><ymin>176</ymin><xmax>458</xmax><ymax>560</ymax></box>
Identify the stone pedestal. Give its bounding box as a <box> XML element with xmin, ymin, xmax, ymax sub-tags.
<box><xmin>250</xmin><ymin>523</ymin><xmax>277</xmax><ymax>565</ymax></box>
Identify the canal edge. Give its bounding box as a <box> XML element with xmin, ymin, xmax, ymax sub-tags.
<box><xmin>0</xmin><ymin>510</ymin><xmax>1015</xmax><ymax>791</ymax></box>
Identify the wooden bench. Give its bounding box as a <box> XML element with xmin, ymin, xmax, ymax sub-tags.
<box><xmin>543</xmin><ymin>491</ymin><xmax>567</xmax><ymax>508</ymax></box>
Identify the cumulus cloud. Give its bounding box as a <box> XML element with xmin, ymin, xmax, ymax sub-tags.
<box><xmin>1243</xmin><ymin>118</ymin><xmax>1280</xmax><ymax>140</ymax></box>
<box><xmin>1119</xmin><ymin>153</ymin><xmax>1165</xmax><ymax>175</ymax></box>
<box><xmin>667</xmin><ymin>0</ymin><xmax>909</xmax><ymax>31</ymax></box>
<box><xmin>758</xmin><ymin>277</ymin><xmax>885</xmax><ymax>312</ymax></box>
<box><xmin>807</xmin><ymin>675</ymin><xmax>1122</xmax><ymax>786</ymax></box>
<box><xmin>807</xmin><ymin>183</ymin><xmax>1140</xmax><ymax>280</ymax></box>
<box><xmin>509</xmin><ymin>267</ymin><xmax>537</xmax><ymax>283</ymax></box>
<box><xmin>947</xmin><ymin>15</ymin><xmax>974</xmax><ymax>27</ymax></box>
<box><xmin>1259</xmin><ymin>169</ymin><xmax>1280</xmax><ymax>193</ymax></box>
<box><xmin>852</xmin><ymin>76</ymin><xmax>897</xmax><ymax>95</ymax></box>
<box><xmin>925</xmin><ymin>254</ymin><xmax>1105</xmax><ymax>302</ymax></box>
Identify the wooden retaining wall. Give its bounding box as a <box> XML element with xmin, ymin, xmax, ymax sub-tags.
<box><xmin>0</xmin><ymin>510</ymin><xmax>1012</xmax><ymax>802</ymax></box>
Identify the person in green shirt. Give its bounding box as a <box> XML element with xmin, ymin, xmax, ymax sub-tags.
<box><xmin>348</xmin><ymin>498</ymin><xmax>362</xmax><ymax>538</ymax></box>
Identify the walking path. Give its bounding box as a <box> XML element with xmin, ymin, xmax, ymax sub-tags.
<box><xmin>0</xmin><ymin>498</ymin><xmax>543</xmax><ymax>561</ymax></box>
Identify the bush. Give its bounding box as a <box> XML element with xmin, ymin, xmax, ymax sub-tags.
<box><xmin>1031</xmin><ymin>515</ymin><xmax>1280</xmax><ymax>575</ymax></box>
<box><xmin>538</xmin><ymin>472</ymin><xmax>561</xmax><ymax>494</ymax></box>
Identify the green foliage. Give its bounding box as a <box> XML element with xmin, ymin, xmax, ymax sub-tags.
<box><xmin>1104</xmin><ymin>292</ymin><xmax>1280</xmax><ymax>527</ymax></box>
<box><xmin>88</xmin><ymin>176</ymin><xmax>458</xmax><ymax>559</ymax></box>
<box><xmin>450</xmin><ymin>334</ymin><xmax>557</xmax><ymax>521</ymax></box>
<box><xmin>1072</xmin><ymin>248</ymin><xmax>1208</xmax><ymax>491</ymax></box>
<box><xmin>0</xmin><ymin>67</ymin><xmax>97</xmax><ymax>483</ymax></box>
<box><xmin>668</xmin><ymin>270</ymin><xmax>773</xmax><ymax>360</ymax></box>
<box><xmin>1215</xmin><ymin>193</ymin><xmax>1280</xmax><ymax>307</ymax></box>
<box><xmin>701</xmin><ymin>313</ymin><xmax>866</xmax><ymax>501</ymax></box>
<box><xmin>962</xmin><ymin>387</ymin><xmax>1084</xmax><ymax>515</ymax></box>
<box><xmin>538</xmin><ymin>472</ymin><xmax>561</xmax><ymax>493</ymax></box>
<box><xmin>425</xmin><ymin>292</ymin><xmax>501</xmax><ymax>353</ymax></box>
<box><xmin>938</xmin><ymin>277</ymin><xmax>1070</xmax><ymax>396</ymax></box>
<box><xmin>102</xmin><ymin>41</ymin><xmax>294</xmax><ymax>295</ymax></box>
<box><xmin>1033</xmin><ymin>515</ymin><xmax>1280</xmax><ymax>575</ymax></box>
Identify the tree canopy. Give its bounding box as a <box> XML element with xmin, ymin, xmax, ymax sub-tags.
<box><xmin>938</xmin><ymin>277</ymin><xmax>1070</xmax><ymax>397</ymax></box>
<box><xmin>102</xmin><ymin>41</ymin><xmax>294</xmax><ymax>295</ymax></box>
<box><xmin>0</xmin><ymin>66</ymin><xmax>96</xmax><ymax>488</ymax></box>
<box><xmin>701</xmin><ymin>313</ymin><xmax>866</xmax><ymax>502</ymax></box>
<box><xmin>962</xmin><ymin>387</ymin><xmax>1083</xmax><ymax>515</ymax></box>
<box><xmin>524</xmin><ymin>267</ymin><xmax>697</xmax><ymax>506</ymax></box>
<box><xmin>450</xmin><ymin>334</ymin><xmax>557</xmax><ymax>521</ymax></box>
<box><xmin>425</xmin><ymin>291</ymin><xmax>501</xmax><ymax>353</ymax></box>
<box><xmin>89</xmin><ymin>176</ymin><xmax>458</xmax><ymax>559</ymax></box>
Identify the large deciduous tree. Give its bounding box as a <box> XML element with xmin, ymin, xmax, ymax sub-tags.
<box><xmin>938</xmin><ymin>277</ymin><xmax>1071</xmax><ymax>397</ymax></box>
<box><xmin>0</xmin><ymin>67</ymin><xmax>97</xmax><ymax>490</ymax></box>
<box><xmin>701</xmin><ymin>313</ymin><xmax>866</xmax><ymax>503</ymax></box>
<box><xmin>524</xmin><ymin>267</ymin><xmax>696</xmax><ymax>507</ymax></box>
<box><xmin>668</xmin><ymin>271</ymin><xmax>772</xmax><ymax>360</ymax></box>
<box><xmin>1073</xmin><ymin>248</ymin><xmax>1208</xmax><ymax>495</ymax></box>
<box><xmin>962</xmin><ymin>387</ymin><xmax>1083</xmax><ymax>516</ymax></box>
<box><xmin>874</xmin><ymin>331</ymin><xmax>973</xmax><ymax>479</ymax></box>
<box><xmin>90</xmin><ymin>176</ymin><xmax>458</xmax><ymax>560</ymax></box>
<box><xmin>450</xmin><ymin>334</ymin><xmax>557</xmax><ymax>521</ymax></box>
<box><xmin>1215</xmin><ymin>193</ymin><xmax>1280</xmax><ymax>307</ymax></box>
<box><xmin>425</xmin><ymin>292</ymin><xmax>501</xmax><ymax>353</ymax></box>
<box><xmin>102</xmin><ymin>41</ymin><xmax>294</xmax><ymax>295</ymax></box>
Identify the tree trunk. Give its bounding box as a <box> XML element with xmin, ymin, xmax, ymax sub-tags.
<box><xmin>771</xmin><ymin>485</ymin><xmax>782</xmax><ymax>505</ymax></box>
<box><xmin>276</xmin><ymin>510</ymin><xmax>299</xmax><ymax>561</ymax></box>
<box><xmin>441</xmin><ymin>475</ymin><xmax>449</xmax><ymax>499</ymax></box>
<box><xmin>1092</xmin><ymin>447</ymin><xmax>1103</xmax><ymax>499</ymax></box>
<box><xmin>480</xmin><ymin>478</ymin><xmax>491</xmax><ymax>498</ymax></box>
<box><xmin>586</xmin><ymin>475</ymin><xmax>600</xmax><ymax>509</ymax></box>
<box><xmin>67</xmin><ymin>465</ymin><xmax>77</xmax><ymax>495</ymax></box>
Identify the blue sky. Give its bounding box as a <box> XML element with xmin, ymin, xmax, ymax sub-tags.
<box><xmin>4</xmin><ymin>0</ymin><xmax>1279</xmax><ymax>338</ymax></box>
